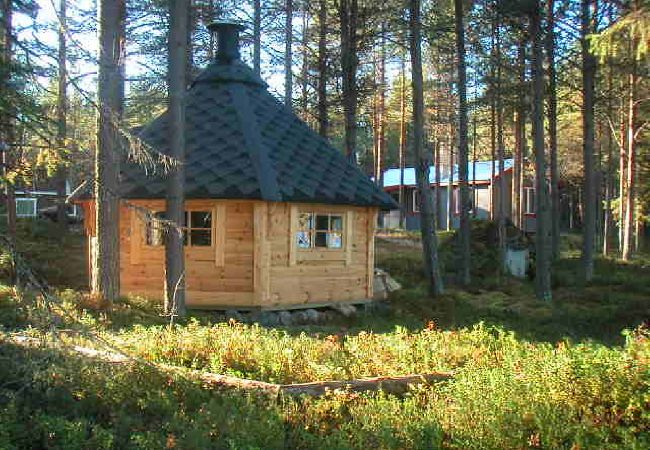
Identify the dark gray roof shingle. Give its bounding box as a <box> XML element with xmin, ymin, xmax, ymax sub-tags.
<box><xmin>120</xmin><ymin>59</ymin><xmax>396</xmax><ymax>209</ymax></box>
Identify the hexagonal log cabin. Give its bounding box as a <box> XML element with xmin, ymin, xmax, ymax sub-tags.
<box><xmin>78</xmin><ymin>23</ymin><xmax>395</xmax><ymax>310</ymax></box>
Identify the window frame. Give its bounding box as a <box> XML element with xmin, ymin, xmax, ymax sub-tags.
<box><xmin>295</xmin><ymin>212</ymin><xmax>345</xmax><ymax>251</ymax></box>
<box><xmin>453</xmin><ymin>186</ymin><xmax>474</xmax><ymax>215</ymax></box>
<box><xmin>16</xmin><ymin>198</ymin><xmax>37</xmax><ymax>218</ymax></box>
<box><xmin>289</xmin><ymin>206</ymin><xmax>354</xmax><ymax>267</ymax></box>
<box><xmin>524</xmin><ymin>187</ymin><xmax>536</xmax><ymax>215</ymax></box>
<box><xmin>412</xmin><ymin>189</ymin><xmax>420</xmax><ymax>213</ymax></box>
<box><xmin>144</xmin><ymin>208</ymin><xmax>215</xmax><ymax>249</ymax></box>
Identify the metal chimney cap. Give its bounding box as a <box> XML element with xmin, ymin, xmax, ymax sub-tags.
<box><xmin>207</xmin><ymin>21</ymin><xmax>245</xmax><ymax>63</ymax></box>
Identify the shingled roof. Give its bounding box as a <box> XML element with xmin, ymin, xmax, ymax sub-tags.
<box><xmin>120</xmin><ymin>22</ymin><xmax>396</xmax><ymax>210</ymax></box>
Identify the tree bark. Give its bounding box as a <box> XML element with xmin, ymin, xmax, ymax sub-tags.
<box><xmin>622</xmin><ymin>54</ymin><xmax>637</xmax><ymax>260</ymax></box>
<box><xmin>409</xmin><ymin>0</ymin><xmax>443</xmax><ymax>296</ymax></box>
<box><xmin>435</xmin><ymin>140</ymin><xmax>441</xmax><ymax>229</ymax></box>
<box><xmin>284</xmin><ymin>0</ymin><xmax>293</xmax><ymax>108</ymax></box>
<box><xmin>253</xmin><ymin>0</ymin><xmax>261</xmax><ymax>76</ymax></box>
<box><xmin>513</xmin><ymin>41</ymin><xmax>526</xmax><ymax>229</ymax></box>
<box><xmin>581</xmin><ymin>0</ymin><xmax>597</xmax><ymax>280</ymax></box>
<box><xmin>531</xmin><ymin>3</ymin><xmax>552</xmax><ymax>300</ymax></box>
<box><xmin>398</xmin><ymin>51</ymin><xmax>407</xmax><ymax>228</ymax></box>
<box><xmin>472</xmin><ymin>116</ymin><xmax>477</xmax><ymax>218</ymax></box>
<box><xmin>618</xmin><ymin>88</ymin><xmax>626</xmax><ymax>252</ymax></box>
<box><xmin>603</xmin><ymin>65</ymin><xmax>614</xmax><ymax>255</ymax></box>
<box><xmin>489</xmin><ymin>21</ymin><xmax>496</xmax><ymax>221</ymax></box>
<box><xmin>376</xmin><ymin>24</ymin><xmax>386</xmax><ymax>188</ymax></box>
<box><xmin>94</xmin><ymin>0</ymin><xmax>125</xmax><ymax>303</ymax></box>
<box><xmin>164</xmin><ymin>0</ymin><xmax>189</xmax><ymax>317</ymax></box>
<box><xmin>317</xmin><ymin>0</ymin><xmax>328</xmax><ymax>138</ymax></box>
<box><xmin>300</xmin><ymin>8</ymin><xmax>309</xmax><ymax>121</ymax></box>
<box><xmin>1</xmin><ymin>0</ymin><xmax>16</xmax><ymax>247</ymax></box>
<box><xmin>56</xmin><ymin>0</ymin><xmax>68</xmax><ymax>226</ymax></box>
<box><xmin>339</xmin><ymin>0</ymin><xmax>359</xmax><ymax>162</ymax></box>
<box><xmin>495</xmin><ymin>16</ymin><xmax>506</xmax><ymax>272</ymax></box>
<box><xmin>447</xmin><ymin>130</ymin><xmax>453</xmax><ymax>232</ymax></box>
<box><xmin>455</xmin><ymin>0</ymin><xmax>470</xmax><ymax>286</ymax></box>
<box><xmin>547</xmin><ymin>0</ymin><xmax>560</xmax><ymax>259</ymax></box>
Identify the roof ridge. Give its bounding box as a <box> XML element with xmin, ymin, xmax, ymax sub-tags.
<box><xmin>229</xmin><ymin>83</ymin><xmax>281</xmax><ymax>201</ymax></box>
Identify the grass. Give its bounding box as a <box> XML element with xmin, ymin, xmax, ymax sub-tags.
<box><xmin>0</xmin><ymin>220</ymin><xmax>648</xmax><ymax>449</ymax></box>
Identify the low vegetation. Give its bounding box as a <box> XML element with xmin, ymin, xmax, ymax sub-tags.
<box><xmin>0</xmin><ymin>221</ymin><xmax>648</xmax><ymax>449</ymax></box>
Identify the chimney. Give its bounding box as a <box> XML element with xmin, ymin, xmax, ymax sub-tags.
<box><xmin>207</xmin><ymin>21</ymin><xmax>244</xmax><ymax>63</ymax></box>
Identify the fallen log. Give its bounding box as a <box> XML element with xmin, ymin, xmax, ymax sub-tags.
<box><xmin>278</xmin><ymin>373</ymin><xmax>452</xmax><ymax>397</ymax></box>
<box><xmin>4</xmin><ymin>334</ymin><xmax>454</xmax><ymax>397</ymax></box>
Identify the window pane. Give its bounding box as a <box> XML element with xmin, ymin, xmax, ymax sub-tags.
<box><xmin>327</xmin><ymin>232</ymin><xmax>342</xmax><ymax>249</ymax></box>
<box><xmin>16</xmin><ymin>199</ymin><xmax>36</xmax><ymax>217</ymax></box>
<box><xmin>330</xmin><ymin>215</ymin><xmax>343</xmax><ymax>231</ymax></box>
<box><xmin>315</xmin><ymin>215</ymin><xmax>329</xmax><ymax>230</ymax></box>
<box><xmin>296</xmin><ymin>231</ymin><xmax>311</xmax><ymax>248</ymax></box>
<box><xmin>190</xmin><ymin>211</ymin><xmax>212</xmax><ymax>228</ymax></box>
<box><xmin>190</xmin><ymin>229</ymin><xmax>211</xmax><ymax>246</ymax></box>
<box><xmin>298</xmin><ymin>213</ymin><xmax>313</xmax><ymax>230</ymax></box>
<box><xmin>314</xmin><ymin>231</ymin><xmax>327</xmax><ymax>247</ymax></box>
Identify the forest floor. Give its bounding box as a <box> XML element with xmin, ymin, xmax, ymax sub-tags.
<box><xmin>0</xmin><ymin>220</ymin><xmax>648</xmax><ymax>449</ymax></box>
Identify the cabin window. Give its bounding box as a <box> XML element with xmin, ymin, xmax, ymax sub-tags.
<box><xmin>145</xmin><ymin>210</ymin><xmax>213</xmax><ymax>247</ymax></box>
<box><xmin>524</xmin><ymin>188</ymin><xmax>536</xmax><ymax>214</ymax></box>
<box><xmin>296</xmin><ymin>213</ymin><xmax>343</xmax><ymax>249</ymax></box>
<box><xmin>16</xmin><ymin>198</ymin><xmax>37</xmax><ymax>217</ymax></box>
<box><xmin>453</xmin><ymin>187</ymin><xmax>474</xmax><ymax>214</ymax></box>
<box><xmin>186</xmin><ymin>211</ymin><xmax>212</xmax><ymax>246</ymax></box>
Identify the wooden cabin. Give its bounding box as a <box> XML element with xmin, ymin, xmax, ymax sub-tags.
<box><xmin>78</xmin><ymin>22</ymin><xmax>395</xmax><ymax>310</ymax></box>
<box><xmin>381</xmin><ymin>159</ymin><xmax>518</xmax><ymax>230</ymax></box>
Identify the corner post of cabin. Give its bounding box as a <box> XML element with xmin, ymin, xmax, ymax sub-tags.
<box><xmin>253</xmin><ymin>201</ymin><xmax>271</xmax><ymax>306</ymax></box>
<box><xmin>366</xmin><ymin>207</ymin><xmax>378</xmax><ymax>299</ymax></box>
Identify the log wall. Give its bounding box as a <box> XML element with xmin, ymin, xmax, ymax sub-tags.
<box><xmin>81</xmin><ymin>199</ymin><xmax>377</xmax><ymax>309</ymax></box>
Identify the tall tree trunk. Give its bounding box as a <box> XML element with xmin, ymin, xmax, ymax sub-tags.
<box><xmin>253</xmin><ymin>0</ymin><xmax>261</xmax><ymax>76</ymax></box>
<box><xmin>317</xmin><ymin>0</ymin><xmax>328</xmax><ymax>137</ymax></box>
<box><xmin>618</xmin><ymin>89</ymin><xmax>626</xmax><ymax>252</ymax></box>
<box><xmin>207</xmin><ymin>0</ymin><xmax>215</xmax><ymax>60</ymax></box>
<box><xmin>495</xmin><ymin>15</ymin><xmax>506</xmax><ymax>272</ymax></box>
<box><xmin>447</xmin><ymin>129</ymin><xmax>454</xmax><ymax>231</ymax></box>
<box><xmin>435</xmin><ymin>139</ymin><xmax>441</xmax><ymax>229</ymax></box>
<box><xmin>531</xmin><ymin>3</ymin><xmax>551</xmax><ymax>300</ymax></box>
<box><xmin>603</xmin><ymin>63</ymin><xmax>614</xmax><ymax>255</ymax></box>
<box><xmin>56</xmin><ymin>0</ymin><xmax>68</xmax><ymax>226</ymax></box>
<box><xmin>164</xmin><ymin>0</ymin><xmax>189</xmax><ymax>317</ymax></box>
<box><xmin>186</xmin><ymin>0</ymin><xmax>194</xmax><ymax>80</ymax></box>
<box><xmin>581</xmin><ymin>0</ymin><xmax>597</xmax><ymax>280</ymax></box>
<box><xmin>489</xmin><ymin>20</ymin><xmax>496</xmax><ymax>221</ymax></box>
<box><xmin>300</xmin><ymin>8</ymin><xmax>309</xmax><ymax>120</ymax></box>
<box><xmin>472</xmin><ymin>116</ymin><xmax>477</xmax><ymax>218</ymax></box>
<box><xmin>513</xmin><ymin>41</ymin><xmax>525</xmax><ymax>229</ymax></box>
<box><xmin>376</xmin><ymin>24</ymin><xmax>386</xmax><ymax>188</ymax></box>
<box><xmin>94</xmin><ymin>0</ymin><xmax>126</xmax><ymax>303</ymax></box>
<box><xmin>339</xmin><ymin>0</ymin><xmax>359</xmax><ymax>162</ymax></box>
<box><xmin>547</xmin><ymin>0</ymin><xmax>560</xmax><ymax>259</ymax></box>
<box><xmin>284</xmin><ymin>0</ymin><xmax>293</xmax><ymax>108</ymax></box>
<box><xmin>409</xmin><ymin>0</ymin><xmax>443</xmax><ymax>296</ymax></box>
<box><xmin>398</xmin><ymin>51</ymin><xmax>407</xmax><ymax>228</ymax></box>
<box><xmin>1</xmin><ymin>0</ymin><xmax>16</xmax><ymax>247</ymax></box>
<box><xmin>455</xmin><ymin>0</ymin><xmax>470</xmax><ymax>285</ymax></box>
<box><xmin>622</xmin><ymin>53</ymin><xmax>637</xmax><ymax>260</ymax></box>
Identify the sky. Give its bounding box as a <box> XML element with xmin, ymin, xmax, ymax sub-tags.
<box><xmin>17</xmin><ymin>0</ymin><xmax>290</xmax><ymax>100</ymax></box>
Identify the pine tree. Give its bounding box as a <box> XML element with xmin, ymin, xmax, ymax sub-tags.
<box><xmin>94</xmin><ymin>0</ymin><xmax>126</xmax><ymax>303</ymax></box>
<box><xmin>164</xmin><ymin>0</ymin><xmax>190</xmax><ymax>317</ymax></box>
<box><xmin>409</xmin><ymin>0</ymin><xmax>443</xmax><ymax>296</ymax></box>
